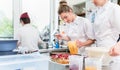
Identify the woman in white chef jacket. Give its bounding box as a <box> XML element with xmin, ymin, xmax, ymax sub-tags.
<box><xmin>15</xmin><ymin>12</ymin><xmax>42</xmax><ymax>53</ymax></box>
<box><xmin>90</xmin><ymin>0</ymin><xmax>120</xmax><ymax>48</ymax></box>
<box><xmin>57</xmin><ymin>5</ymin><xmax>95</xmax><ymax>54</ymax></box>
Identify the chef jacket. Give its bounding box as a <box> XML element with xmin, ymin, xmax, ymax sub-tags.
<box><xmin>15</xmin><ymin>24</ymin><xmax>42</xmax><ymax>51</ymax></box>
<box><xmin>92</xmin><ymin>1</ymin><xmax>120</xmax><ymax>47</ymax></box>
<box><xmin>63</xmin><ymin>16</ymin><xmax>94</xmax><ymax>54</ymax></box>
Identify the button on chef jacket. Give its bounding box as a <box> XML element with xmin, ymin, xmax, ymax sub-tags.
<box><xmin>63</xmin><ymin>16</ymin><xmax>94</xmax><ymax>54</ymax></box>
<box><xmin>93</xmin><ymin>1</ymin><xmax>120</xmax><ymax>47</ymax></box>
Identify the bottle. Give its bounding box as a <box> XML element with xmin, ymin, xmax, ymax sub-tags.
<box><xmin>55</xmin><ymin>40</ymin><xmax>59</xmax><ymax>48</ymax></box>
<box><xmin>54</xmin><ymin>29</ymin><xmax>60</xmax><ymax>48</ymax></box>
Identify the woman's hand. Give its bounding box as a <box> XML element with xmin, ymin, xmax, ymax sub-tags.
<box><xmin>76</xmin><ymin>40</ymin><xmax>84</xmax><ymax>48</ymax></box>
<box><xmin>55</xmin><ymin>33</ymin><xmax>71</xmax><ymax>41</ymax></box>
<box><xmin>55</xmin><ymin>34</ymin><xmax>62</xmax><ymax>40</ymax></box>
<box><xmin>109</xmin><ymin>42</ymin><xmax>120</xmax><ymax>56</ymax></box>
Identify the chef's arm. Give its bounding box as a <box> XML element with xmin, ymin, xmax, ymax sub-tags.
<box><xmin>76</xmin><ymin>39</ymin><xmax>95</xmax><ymax>48</ymax></box>
<box><xmin>55</xmin><ymin>34</ymin><xmax>71</xmax><ymax>41</ymax></box>
<box><xmin>62</xmin><ymin>35</ymin><xmax>71</xmax><ymax>41</ymax></box>
<box><xmin>83</xmin><ymin>39</ymin><xmax>95</xmax><ymax>46</ymax></box>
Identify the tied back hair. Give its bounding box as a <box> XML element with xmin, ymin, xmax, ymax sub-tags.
<box><xmin>58</xmin><ymin>4</ymin><xmax>73</xmax><ymax>15</ymax></box>
<box><xmin>59</xmin><ymin>0</ymin><xmax>67</xmax><ymax>6</ymax></box>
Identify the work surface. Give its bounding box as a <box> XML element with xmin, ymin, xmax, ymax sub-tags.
<box><xmin>0</xmin><ymin>53</ymin><xmax>49</xmax><ymax>70</ymax></box>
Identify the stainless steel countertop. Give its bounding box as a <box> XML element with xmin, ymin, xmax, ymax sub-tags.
<box><xmin>38</xmin><ymin>47</ymin><xmax>68</xmax><ymax>53</ymax></box>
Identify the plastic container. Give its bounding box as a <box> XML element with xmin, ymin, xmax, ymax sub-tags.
<box><xmin>69</xmin><ymin>55</ymin><xmax>84</xmax><ymax>70</ymax></box>
<box><xmin>85</xmin><ymin>57</ymin><xmax>102</xmax><ymax>70</ymax></box>
<box><xmin>0</xmin><ymin>40</ymin><xmax>18</xmax><ymax>52</ymax></box>
<box><xmin>110</xmin><ymin>56</ymin><xmax>120</xmax><ymax>70</ymax></box>
<box><xmin>85</xmin><ymin>47</ymin><xmax>112</xmax><ymax>66</ymax></box>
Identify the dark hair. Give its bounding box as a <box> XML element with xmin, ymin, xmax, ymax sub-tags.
<box><xmin>20</xmin><ymin>18</ymin><xmax>30</xmax><ymax>24</ymax></box>
<box><xmin>58</xmin><ymin>5</ymin><xmax>72</xmax><ymax>15</ymax></box>
<box><xmin>59</xmin><ymin>0</ymin><xmax>67</xmax><ymax>6</ymax></box>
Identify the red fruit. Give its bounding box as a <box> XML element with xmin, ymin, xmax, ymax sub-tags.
<box><xmin>62</xmin><ymin>54</ymin><xmax>69</xmax><ymax>59</ymax></box>
<box><xmin>57</xmin><ymin>54</ymin><xmax>63</xmax><ymax>58</ymax></box>
<box><xmin>51</xmin><ymin>55</ymin><xmax>56</xmax><ymax>59</ymax></box>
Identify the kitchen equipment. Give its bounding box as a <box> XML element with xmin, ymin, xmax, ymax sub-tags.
<box><xmin>0</xmin><ymin>40</ymin><xmax>18</xmax><ymax>52</ymax></box>
<box><xmin>69</xmin><ymin>55</ymin><xmax>83</xmax><ymax>70</ymax></box>
<box><xmin>49</xmin><ymin>60</ymin><xmax>69</xmax><ymax>70</ymax></box>
<box><xmin>110</xmin><ymin>56</ymin><xmax>120</xmax><ymax>70</ymax></box>
<box><xmin>85</xmin><ymin>57</ymin><xmax>102</xmax><ymax>70</ymax></box>
<box><xmin>85</xmin><ymin>47</ymin><xmax>112</xmax><ymax>66</ymax></box>
<box><xmin>50</xmin><ymin>52</ymin><xmax>69</xmax><ymax>64</ymax></box>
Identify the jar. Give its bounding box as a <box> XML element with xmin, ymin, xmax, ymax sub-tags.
<box><xmin>110</xmin><ymin>56</ymin><xmax>120</xmax><ymax>70</ymax></box>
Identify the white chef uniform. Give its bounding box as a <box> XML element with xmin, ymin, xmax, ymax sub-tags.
<box><xmin>63</xmin><ymin>16</ymin><xmax>94</xmax><ymax>54</ymax></box>
<box><xmin>15</xmin><ymin>24</ymin><xmax>42</xmax><ymax>51</ymax></box>
<box><xmin>93</xmin><ymin>1</ymin><xmax>120</xmax><ymax>47</ymax></box>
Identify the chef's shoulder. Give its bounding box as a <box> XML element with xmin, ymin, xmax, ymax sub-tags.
<box><xmin>77</xmin><ymin>16</ymin><xmax>91</xmax><ymax>24</ymax></box>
